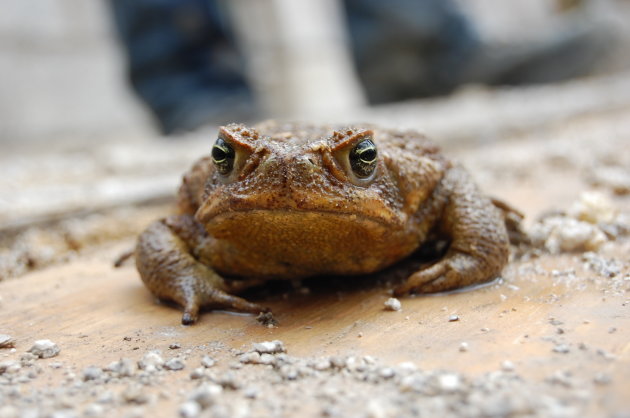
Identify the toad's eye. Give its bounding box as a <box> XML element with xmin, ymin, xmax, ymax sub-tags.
<box><xmin>211</xmin><ymin>137</ymin><xmax>235</xmax><ymax>175</ymax></box>
<box><xmin>349</xmin><ymin>138</ymin><xmax>377</xmax><ymax>178</ymax></box>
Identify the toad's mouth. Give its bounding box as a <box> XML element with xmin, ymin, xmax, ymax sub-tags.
<box><xmin>201</xmin><ymin>208</ymin><xmax>395</xmax><ymax>231</ymax></box>
<box><xmin>196</xmin><ymin>192</ymin><xmax>406</xmax><ymax>228</ymax></box>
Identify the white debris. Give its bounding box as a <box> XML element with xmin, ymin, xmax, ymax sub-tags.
<box><xmin>188</xmin><ymin>384</ymin><xmax>223</xmax><ymax>409</ymax></box>
<box><xmin>569</xmin><ymin>191</ymin><xmax>618</xmax><ymax>223</ymax></box>
<box><xmin>438</xmin><ymin>373</ymin><xmax>462</xmax><ymax>392</ymax></box>
<box><xmin>530</xmin><ymin>216</ymin><xmax>607</xmax><ymax>253</ymax></box>
<box><xmin>384</xmin><ymin>298</ymin><xmax>402</xmax><ymax>312</ymax></box>
<box><xmin>200</xmin><ymin>356</ymin><xmax>216</xmax><ymax>368</ymax></box>
<box><xmin>28</xmin><ymin>339</ymin><xmax>60</xmax><ymax>359</ymax></box>
<box><xmin>138</xmin><ymin>351</ymin><xmax>164</xmax><ymax>372</ymax></box>
<box><xmin>251</xmin><ymin>340</ymin><xmax>286</xmax><ymax>354</ymax></box>
<box><xmin>0</xmin><ymin>334</ymin><xmax>14</xmax><ymax>348</ymax></box>
<box><xmin>179</xmin><ymin>401</ymin><xmax>201</xmax><ymax>418</ymax></box>
<box><xmin>82</xmin><ymin>366</ymin><xmax>104</xmax><ymax>381</ymax></box>
<box><xmin>105</xmin><ymin>358</ymin><xmax>136</xmax><ymax>377</ymax></box>
<box><xmin>164</xmin><ymin>357</ymin><xmax>186</xmax><ymax>371</ymax></box>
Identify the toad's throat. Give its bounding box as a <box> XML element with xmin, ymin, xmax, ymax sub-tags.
<box><xmin>201</xmin><ymin>210</ymin><xmax>419</xmax><ymax>280</ymax></box>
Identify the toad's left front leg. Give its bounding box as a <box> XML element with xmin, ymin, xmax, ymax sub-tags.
<box><xmin>395</xmin><ymin>166</ymin><xmax>510</xmax><ymax>295</ymax></box>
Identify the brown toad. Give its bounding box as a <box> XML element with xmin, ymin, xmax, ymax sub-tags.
<box><xmin>136</xmin><ymin>121</ymin><xmax>513</xmax><ymax>324</ymax></box>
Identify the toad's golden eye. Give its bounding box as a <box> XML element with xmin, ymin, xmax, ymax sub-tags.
<box><xmin>349</xmin><ymin>138</ymin><xmax>377</xmax><ymax>178</ymax></box>
<box><xmin>211</xmin><ymin>137</ymin><xmax>235</xmax><ymax>175</ymax></box>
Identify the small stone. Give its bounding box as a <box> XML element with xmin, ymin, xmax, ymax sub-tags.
<box><xmin>164</xmin><ymin>357</ymin><xmax>186</xmax><ymax>371</ymax></box>
<box><xmin>28</xmin><ymin>339</ymin><xmax>60</xmax><ymax>358</ymax></box>
<box><xmin>82</xmin><ymin>366</ymin><xmax>103</xmax><ymax>381</ymax></box>
<box><xmin>105</xmin><ymin>358</ymin><xmax>136</xmax><ymax>377</ymax></box>
<box><xmin>243</xmin><ymin>387</ymin><xmax>259</xmax><ymax>399</ymax></box>
<box><xmin>593</xmin><ymin>372</ymin><xmax>611</xmax><ymax>385</ymax></box>
<box><xmin>20</xmin><ymin>352</ymin><xmax>37</xmax><ymax>366</ymax></box>
<box><xmin>252</xmin><ymin>340</ymin><xmax>286</xmax><ymax>354</ymax></box>
<box><xmin>123</xmin><ymin>385</ymin><xmax>149</xmax><ymax>405</ymax></box>
<box><xmin>0</xmin><ymin>334</ymin><xmax>14</xmax><ymax>349</ymax></box>
<box><xmin>608</xmin><ymin>327</ymin><xmax>617</xmax><ymax>334</ymax></box>
<box><xmin>383</xmin><ymin>298</ymin><xmax>402</xmax><ymax>311</ymax></box>
<box><xmin>169</xmin><ymin>343</ymin><xmax>182</xmax><ymax>350</ymax></box>
<box><xmin>218</xmin><ymin>371</ymin><xmax>241</xmax><ymax>389</ymax></box>
<box><xmin>459</xmin><ymin>342</ymin><xmax>469</xmax><ymax>352</ymax></box>
<box><xmin>259</xmin><ymin>353</ymin><xmax>276</xmax><ymax>365</ymax></box>
<box><xmin>379</xmin><ymin>367</ymin><xmax>395</xmax><ymax>379</ymax></box>
<box><xmin>0</xmin><ymin>360</ymin><xmax>21</xmax><ymax>374</ymax></box>
<box><xmin>138</xmin><ymin>351</ymin><xmax>164</xmax><ymax>372</ymax></box>
<box><xmin>200</xmin><ymin>356</ymin><xmax>216</xmax><ymax>368</ymax></box>
<box><xmin>239</xmin><ymin>352</ymin><xmax>261</xmax><ymax>364</ymax></box>
<box><xmin>448</xmin><ymin>315</ymin><xmax>459</xmax><ymax>322</ymax></box>
<box><xmin>313</xmin><ymin>359</ymin><xmax>331</xmax><ymax>371</ymax></box>
<box><xmin>438</xmin><ymin>373</ymin><xmax>461</xmax><ymax>392</ymax></box>
<box><xmin>179</xmin><ymin>401</ymin><xmax>201</xmax><ymax>418</ymax></box>
<box><xmin>552</xmin><ymin>344</ymin><xmax>570</xmax><ymax>354</ymax></box>
<box><xmin>256</xmin><ymin>311</ymin><xmax>278</xmax><ymax>327</ymax></box>
<box><xmin>84</xmin><ymin>403</ymin><xmax>104</xmax><ymax>417</ymax></box>
<box><xmin>596</xmin><ymin>348</ymin><xmax>616</xmax><ymax>361</ymax></box>
<box><xmin>501</xmin><ymin>360</ymin><xmax>515</xmax><ymax>372</ymax></box>
<box><xmin>190</xmin><ymin>367</ymin><xmax>205</xmax><ymax>380</ymax></box>
<box><xmin>188</xmin><ymin>384</ymin><xmax>223</xmax><ymax>408</ymax></box>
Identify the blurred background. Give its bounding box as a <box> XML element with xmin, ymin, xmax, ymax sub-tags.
<box><xmin>1</xmin><ymin>0</ymin><xmax>630</xmax><ymax>278</ymax></box>
<box><xmin>1</xmin><ymin>0</ymin><xmax>629</xmax><ymax>142</ymax></box>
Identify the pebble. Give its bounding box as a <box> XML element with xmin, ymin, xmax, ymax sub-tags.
<box><xmin>84</xmin><ymin>403</ymin><xmax>104</xmax><ymax>417</ymax></box>
<box><xmin>459</xmin><ymin>342</ymin><xmax>469</xmax><ymax>352</ymax></box>
<box><xmin>0</xmin><ymin>360</ymin><xmax>21</xmax><ymax>374</ymax></box>
<box><xmin>501</xmin><ymin>360</ymin><xmax>515</xmax><ymax>372</ymax></box>
<box><xmin>164</xmin><ymin>357</ymin><xmax>186</xmax><ymax>371</ymax></box>
<box><xmin>82</xmin><ymin>366</ymin><xmax>103</xmax><ymax>381</ymax></box>
<box><xmin>190</xmin><ymin>368</ymin><xmax>205</xmax><ymax>380</ymax></box>
<box><xmin>251</xmin><ymin>340</ymin><xmax>286</xmax><ymax>354</ymax></box>
<box><xmin>28</xmin><ymin>339</ymin><xmax>60</xmax><ymax>359</ymax></box>
<box><xmin>383</xmin><ymin>298</ymin><xmax>402</xmax><ymax>311</ymax></box>
<box><xmin>438</xmin><ymin>373</ymin><xmax>462</xmax><ymax>392</ymax></box>
<box><xmin>448</xmin><ymin>315</ymin><xmax>460</xmax><ymax>322</ymax></box>
<box><xmin>179</xmin><ymin>401</ymin><xmax>201</xmax><ymax>418</ymax></box>
<box><xmin>552</xmin><ymin>344</ymin><xmax>570</xmax><ymax>354</ymax></box>
<box><xmin>169</xmin><ymin>343</ymin><xmax>181</xmax><ymax>350</ymax></box>
<box><xmin>105</xmin><ymin>358</ymin><xmax>136</xmax><ymax>377</ymax></box>
<box><xmin>593</xmin><ymin>372</ymin><xmax>611</xmax><ymax>385</ymax></box>
<box><xmin>188</xmin><ymin>384</ymin><xmax>223</xmax><ymax>408</ymax></box>
<box><xmin>138</xmin><ymin>351</ymin><xmax>164</xmax><ymax>372</ymax></box>
<box><xmin>0</xmin><ymin>334</ymin><xmax>14</xmax><ymax>349</ymax></box>
<box><xmin>200</xmin><ymin>356</ymin><xmax>216</xmax><ymax>368</ymax></box>
<box><xmin>123</xmin><ymin>385</ymin><xmax>149</xmax><ymax>405</ymax></box>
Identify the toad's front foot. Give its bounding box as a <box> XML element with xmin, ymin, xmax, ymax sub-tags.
<box><xmin>136</xmin><ymin>217</ymin><xmax>269</xmax><ymax>325</ymax></box>
<box><xmin>393</xmin><ymin>251</ymin><xmax>499</xmax><ymax>296</ymax></box>
<box><xmin>178</xmin><ymin>281</ymin><xmax>268</xmax><ymax>325</ymax></box>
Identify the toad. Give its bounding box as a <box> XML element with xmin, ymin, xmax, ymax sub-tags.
<box><xmin>136</xmin><ymin>121</ymin><xmax>514</xmax><ymax>324</ymax></box>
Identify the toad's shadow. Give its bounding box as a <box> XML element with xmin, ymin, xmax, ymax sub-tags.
<box><xmin>234</xmin><ymin>239</ymin><xmax>449</xmax><ymax>308</ymax></box>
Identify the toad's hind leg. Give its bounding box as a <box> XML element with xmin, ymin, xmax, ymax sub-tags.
<box><xmin>395</xmin><ymin>166</ymin><xmax>510</xmax><ymax>295</ymax></box>
<box><xmin>135</xmin><ymin>215</ymin><xmax>265</xmax><ymax>325</ymax></box>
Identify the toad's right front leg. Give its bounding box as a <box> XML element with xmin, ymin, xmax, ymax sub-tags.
<box><xmin>135</xmin><ymin>215</ymin><xmax>266</xmax><ymax>325</ymax></box>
